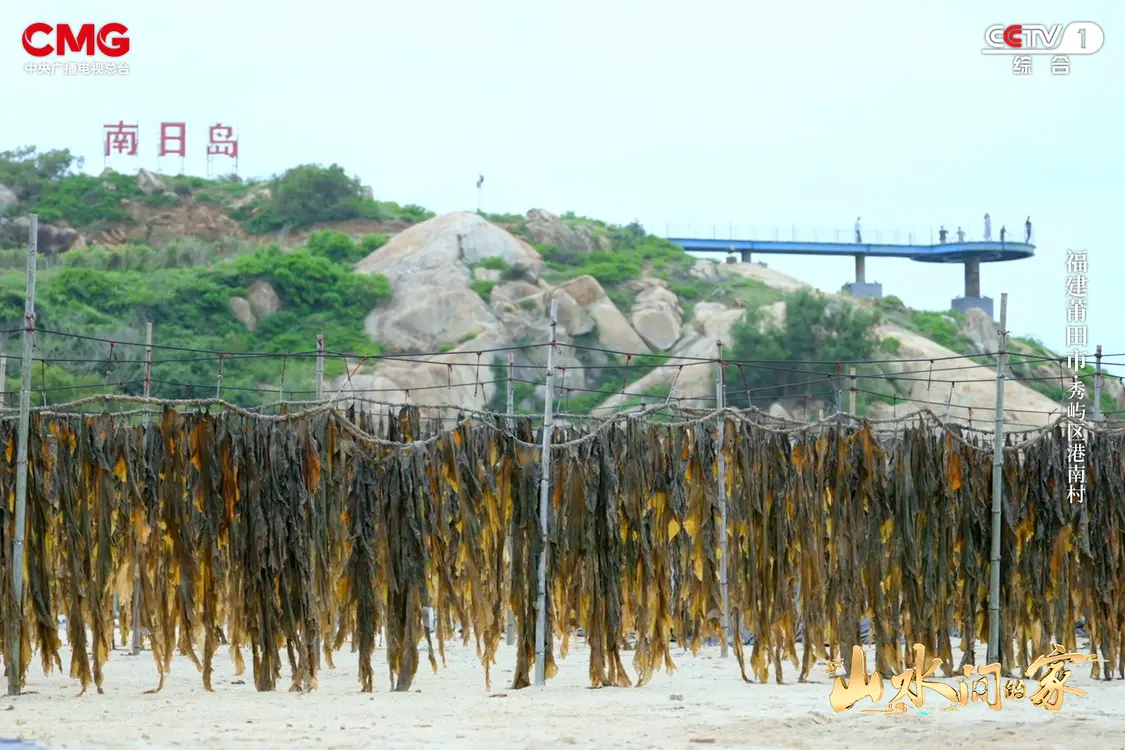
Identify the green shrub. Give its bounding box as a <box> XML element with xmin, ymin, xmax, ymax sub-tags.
<box><xmin>307</xmin><ymin>230</ymin><xmax>367</xmax><ymax>265</ymax></box>
<box><xmin>242</xmin><ymin>164</ymin><xmax>365</xmax><ymax>234</ymax></box>
<box><xmin>140</xmin><ymin>192</ymin><xmax>180</xmax><ymax>208</ymax></box>
<box><xmin>359</xmin><ymin>233</ymin><xmax>389</xmax><ymax>257</ymax></box>
<box><xmin>471</xmin><ymin>280</ymin><xmax>497</xmax><ymax>300</ymax></box>
<box><xmin>32</xmin><ymin>171</ymin><xmax>142</xmax><ymax>226</ymax></box>
<box><xmin>0</xmin><ymin>242</ymin><xmax>392</xmax><ymax>406</ymax></box>
<box><xmin>909</xmin><ymin>311</ymin><xmax>972</xmax><ymax>352</ymax></box>
<box><xmin>477</xmin><ymin>256</ymin><xmax>509</xmax><ymax>271</ymax></box>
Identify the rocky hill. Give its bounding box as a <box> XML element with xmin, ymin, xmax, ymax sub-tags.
<box><xmin>0</xmin><ymin>148</ymin><xmax>1117</xmax><ymax>426</ymax></box>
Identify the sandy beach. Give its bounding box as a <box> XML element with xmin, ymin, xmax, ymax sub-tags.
<box><xmin>3</xmin><ymin>634</ymin><xmax>1125</xmax><ymax>750</ymax></box>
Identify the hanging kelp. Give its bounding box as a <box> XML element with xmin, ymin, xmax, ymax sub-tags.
<box><xmin>1</xmin><ymin>408</ymin><xmax>1124</xmax><ymax>694</ymax></box>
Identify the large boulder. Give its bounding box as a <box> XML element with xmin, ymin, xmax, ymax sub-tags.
<box><xmin>136</xmin><ymin>168</ymin><xmax>167</xmax><ymax>195</ymax></box>
<box><xmin>355</xmin><ymin>212</ymin><xmax>544</xmax><ymax>352</ymax></box>
<box><xmin>548</xmin><ymin>288</ymin><xmax>595</xmax><ymax>337</ymax></box>
<box><xmin>247</xmin><ymin>280</ymin><xmax>282</xmax><ymax>319</ymax></box>
<box><xmin>0</xmin><ymin>216</ymin><xmax>81</xmax><ymax>254</ymax></box>
<box><xmin>489</xmin><ymin>281</ymin><xmax>586</xmax><ymax>389</ymax></box>
<box><xmin>524</xmin><ymin>209</ymin><xmax>609</xmax><ymax>254</ymax></box>
<box><xmin>228</xmin><ymin>296</ymin><xmax>256</xmax><ymax>330</ymax></box>
<box><xmin>961</xmin><ymin>308</ymin><xmax>999</xmax><ymax>355</ymax></box>
<box><xmin>629</xmin><ymin>284</ymin><xmax>683</xmax><ymax>351</ymax></box>
<box><xmin>330</xmin><ymin>326</ymin><xmax>539</xmax><ymax>415</ymax></box>
<box><xmin>873</xmin><ymin>323</ymin><xmax>1058</xmax><ymax>427</ymax></box>
<box><xmin>0</xmin><ymin>183</ymin><xmax>18</xmax><ymax>214</ymax></box>
<box><xmin>558</xmin><ymin>275</ymin><xmax>650</xmax><ymax>355</ymax></box>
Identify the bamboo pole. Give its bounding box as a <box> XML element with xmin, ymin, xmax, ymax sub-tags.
<box><xmin>315</xmin><ymin>334</ymin><xmax>325</xmax><ymax>401</ymax></box>
<box><xmin>716</xmin><ymin>340</ymin><xmax>729</xmax><ymax>658</ymax></box>
<box><xmin>533</xmin><ymin>300</ymin><xmax>558</xmax><ymax>686</ymax></box>
<box><xmin>130</xmin><ymin>321</ymin><xmax>153</xmax><ymax>655</ymax></box>
<box><xmin>7</xmin><ymin>214</ymin><xmax>39</xmax><ymax>696</ymax></box>
<box><xmin>849</xmin><ymin>367</ymin><xmax>857</xmax><ymax>416</ymax></box>
<box><xmin>1093</xmin><ymin>346</ymin><xmax>1102</xmax><ymax>422</ymax></box>
<box><xmin>505</xmin><ymin>352</ymin><xmax>516</xmax><ymax>647</ymax></box>
<box><xmin>986</xmin><ymin>292</ymin><xmax>1009</xmax><ymax>665</ymax></box>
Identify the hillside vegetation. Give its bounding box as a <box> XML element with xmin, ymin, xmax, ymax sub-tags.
<box><xmin>0</xmin><ymin>146</ymin><xmax>1105</xmax><ymax>416</ymax></box>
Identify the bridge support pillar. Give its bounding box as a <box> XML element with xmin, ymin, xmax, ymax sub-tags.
<box><xmin>841</xmin><ymin>253</ymin><xmax>883</xmax><ymax>299</ymax></box>
<box><xmin>950</xmin><ymin>255</ymin><xmax>994</xmax><ymax>318</ymax></box>
<box><xmin>964</xmin><ymin>257</ymin><xmax>980</xmax><ymax>298</ymax></box>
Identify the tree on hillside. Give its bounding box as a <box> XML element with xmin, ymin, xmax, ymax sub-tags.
<box><xmin>246</xmin><ymin>164</ymin><xmax>367</xmax><ymax>233</ymax></box>
<box><xmin>0</xmin><ymin>146</ymin><xmax>84</xmax><ymax>206</ymax></box>
<box><xmin>723</xmin><ymin>289</ymin><xmax>881</xmax><ymax>408</ymax></box>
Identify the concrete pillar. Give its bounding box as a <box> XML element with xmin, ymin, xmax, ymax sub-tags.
<box><xmin>855</xmin><ymin>254</ymin><xmax>866</xmax><ymax>284</ymax></box>
<box><xmin>964</xmin><ymin>257</ymin><xmax>981</xmax><ymax>298</ymax></box>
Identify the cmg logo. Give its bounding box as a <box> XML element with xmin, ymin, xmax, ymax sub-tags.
<box><xmin>22</xmin><ymin>23</ymin><xmax>130</xmax><ymax>57</ymax></box>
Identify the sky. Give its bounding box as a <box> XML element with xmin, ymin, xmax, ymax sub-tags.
<box><xmin>2</xmin><ymin>0</ymin><xmax>1121</xmax><ymax>371</ymax></box>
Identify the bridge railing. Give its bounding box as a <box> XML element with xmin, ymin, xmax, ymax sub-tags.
<box><xmin>658</xmin><ymin>223</ymin><xmax>1033</xmax><ymax>246</ymax></box>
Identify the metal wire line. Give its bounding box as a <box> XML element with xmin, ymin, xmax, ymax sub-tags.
<box><xmin>557</xmin><ymin>340</ymin><xmax>1009</xmax><ymax>366</ymax></box>
<box><xmin>31</xmin><ymin>326</ymin><xmax>548</xmax><ymax>360</ymax></box>
<box><xmin>23</xmin><ymin>326</ymin><xmax>1124</xmax><ymax>373</ymax></box>
<box><xmin>852</xmin><ymin>387</ymin><xmax>1076</xmax><ymax>416</ymax></box>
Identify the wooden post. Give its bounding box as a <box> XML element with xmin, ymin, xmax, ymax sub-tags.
<box><xmin>533</xmin><ymin>300</ymin><xmax>558</xmax><ymax>686</ymax></box>
<box><xmin>986</xmin><ymin>293</ymin><xmax>1009</xmax><ymax>665</ymax></box>
<box><xmin>716</xmin><ymin>340</ymin><xmax>729</xmax><ymax>658</ymax></box>
<box><xmin>505</xmin><ymin>353</ymin><xmax>516</xmax><ymax>647</ymax></box>
<box><xmin>7</xmin><ymin>214</ymin><xmax>38</xmax><ymax>696</ymax></box>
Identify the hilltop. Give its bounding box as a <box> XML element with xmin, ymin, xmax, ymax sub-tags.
<box><xmin>0</xmin><ymin>146</ymin><xmax>1117</xmax><ymax>424</ymax></box>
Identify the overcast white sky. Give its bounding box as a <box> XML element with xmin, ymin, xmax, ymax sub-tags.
<box><xmin>2</xmin><ymin>0</ymin><xmax>1121</xmax><ymax>369</ymax></box>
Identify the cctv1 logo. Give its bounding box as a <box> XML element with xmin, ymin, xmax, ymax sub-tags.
<box><xmin>22</xmin><ymin>23</ymin><xmax>130</xmax><ymax>57</ymax></box>
<box><xmin>982</xmin><ymin>22</ymin><xmax>1104</xmax><ymax>55</ymax></box>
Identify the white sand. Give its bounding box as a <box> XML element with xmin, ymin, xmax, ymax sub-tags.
<box><xmin>3</xmin><ymin>636</ymin><xmax>1124</xmax><ymax>750</ymax></box>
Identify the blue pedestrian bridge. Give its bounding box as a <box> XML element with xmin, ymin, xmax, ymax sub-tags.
<box><xmin>664</xmin><ymin>227</ymin><xmax>1035</xmax><ymax>320</ymax></box>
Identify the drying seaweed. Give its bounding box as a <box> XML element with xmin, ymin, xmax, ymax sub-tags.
<box><xmin>0</xmin><ymin>408</ymin><xmax>1124</xmax><ymax>694</ymax></box>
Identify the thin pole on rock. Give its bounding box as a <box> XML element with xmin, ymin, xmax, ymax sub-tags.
<box><xmin>0</xmin><ymin>354</ymin><xmax>6</xmax><ymax>408</ymax></box>
<box><xmin>533</xmin><ymin>299</ymin><xmax>558</xmax><ymax>686</ymax></box>
<box><xmin>505</xmin><ymin>352</ymin><xmax>516</xmax><ymax>647</ymax></box>
<box><xmin>716</xmin><ymin>340</ymin><xmax>729</xmax><ymax>658</ymax></box>
<box><xmin>315</xmin><ymin>334</ymin><xmax>325</xmax><ymax>402</ymax></box>
<box><xmin>986</xmin><ymin>292</ymin><xmax>1009</xmax><ymax>665</ymax></box>
<box><xmin>7</xmin><ymin>214</ymin><xmax>38</xmax><ymax>696</ymax></box>
<box><xmin>849</xmin><ymin>367</ymin><xmax>857</xmax><ymax>417</ymax></box>
<box><xmin>1093</xmin><ymin>346</ymin><xmax>1102</xmax><ymax>422</ymax></box>
<box><xmin>130</xmin><ymin>321</ymin><xmax>153</xmax><ymax>655</ymax></box>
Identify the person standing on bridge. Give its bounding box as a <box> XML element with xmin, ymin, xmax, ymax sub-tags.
<box><xmin>1025</xmin><ymin>216</ymin><xmax>1032</xmax><ymax>243</ymax></box>
<box><xmin>956</xmin><ymin>227</ymin><xmax>966</xmax><ymax>242</ymax></box>
<box><xmin>855</xmin><ymin>217</ymin><xmax>862</xmax><ymax>243</ymax></box>
<box><xmin>938</xmin><ymin>226</ymin><xmax>948</xmax><ymax>244</ymax></box>
<box><xmin>1000</xmin><ymin>225</ymin><xmax>1007</xmax><ymax>243</ymax></box>
<box><xmin>984</xmin><ymin>213</ymin><xmax>992</xmax><ymax>241</ymax></box>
